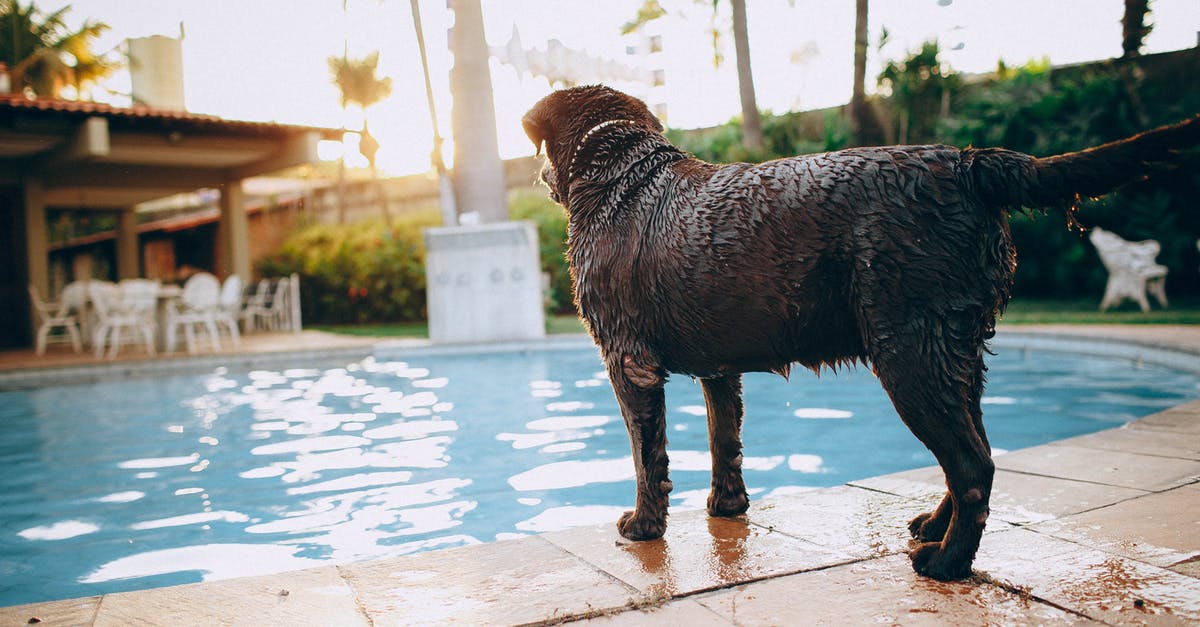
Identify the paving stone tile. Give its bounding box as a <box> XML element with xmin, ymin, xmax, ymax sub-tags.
<box><xmin>744</xmin><ymin>485</ymin><xmax>939</xmax><ymax>559</ymax></box>
<box><xmin>975</xmin><ymin>528</ymin><xmax>1200</xmax><ymax>624</ymax></box>
<box><xmin>1126</xmin><ymin>401</ymin><xmax>1200</xmax><ymax>435</ymax></box>
<box><xmin>338</xmin><ymin>536</ymin><xmax>635</xmax><ymax>626</ymax></box>
<box><xmin>1051</xmin><ymin>424</ymin><xmax>1200</xmax><ymax>461</ymax></box>
<box><xmin>993</xmin><ymin>444</ymin><xmax>1200</xmax><ymax>491</ymax></box>
<box><xmin>542</xmin><ymin>508</ymin><xmax>849</xmax><ymax>599</ymax></box>
<box><xmin>0</xmin><ymin>596</ymin><xmax>100</xmax><ymax>626</ymax></box>
<box><xmin>578</xmin><ymin>599</ymin><xmax>732</xmax><ymax>625</ymax></box>
<box><xmin>849</xmin><ymin>463</ymin><xmax>944</xmax><ymax>497</ymax></box>
<box><xmin>91</xmin><ymin>566</ymin><xmax>365</xmax><ymax>627</ymax></box>
<box><xmin>857</xmin><ymin>466</ymin><xmax>1148</xmax><ymax>526</ymax></box>
<box><xmin>695</xmin><ymin>554</ymin><xmax>1089</xmax><ymax>626</ymax></box>
<box><xmin>1169</xmin><ymin>558</ymin><xmax>1200</xmax><ymax>579</ymax></box>
<box><xmin>1033</xmin><ymin>484</ymin><xmax>1200</xmax><ymax>569</ymax></box>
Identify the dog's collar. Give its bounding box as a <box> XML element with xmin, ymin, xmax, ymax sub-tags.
<box><xmin>568</xmin><ymin>119</ymin><xmax>640</xmax><ymax>179</ymax></box>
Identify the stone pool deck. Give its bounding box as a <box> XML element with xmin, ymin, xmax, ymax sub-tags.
<box><xmin>1</xmin><ymin>325</ymin><xmax>1198</xmax><ymax>625</ymax></box>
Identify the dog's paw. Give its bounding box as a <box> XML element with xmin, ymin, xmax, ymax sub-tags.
<box><xmin>707</xmin><ymin>489</ymin><xmax>749</xmax><ymax>518</ymax></box>
<box><xmin>617</xmin><ymin>509</ymin><xmax>666</xmax><ymax>540</ymax></box>
<box><xmin>908</xmin><ymin>511</ymin><xmax>948</xmax><ymax>542</ymax></box>
<box><xmin>909</xmin><ymin>542</ymin><xmax>973</xmax><ymax>581</ymax></box>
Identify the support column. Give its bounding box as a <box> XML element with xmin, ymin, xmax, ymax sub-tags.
<box><xmin>116</xmin><ymin>208</ymin><xmax>140</xmax><ymax>279</ymax></box>
<box><xmin>448</xmin><ymin>0</ymin><xmax>507</xmax><ymax>223</ymax></box>
<box><xmin>23</xmin><ymin>177</ymin><xmax>49</xmax><ymax>297</ymax></box>
<box><xmin>218</xmin><ymin>180</ymin><xmax>251</xmax><ymax>280</ymax></box>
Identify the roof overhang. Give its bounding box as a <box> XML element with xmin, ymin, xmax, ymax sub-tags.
<box><xmin>0</xmin><ymin>95</ymin><xmax>342</xmax><ymax>209</ymax></box>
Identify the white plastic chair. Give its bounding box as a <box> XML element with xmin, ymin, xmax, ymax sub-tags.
<box><xmin>60</xmin><ymin>280</ymin><xmax>99</xmax><ymax>345</ymax></box>
<box><xmin>247</xmin><ymin>278</ymin><xmax>290</xmax><ymax>332</ymax></box>
<box><xmin>166</xmin><ymin>272</ymin><xmax>222</xmax><ymax>353</ymax></box>
<box><xmin>28</xmin><ymin>284</ymin><xmax>83</xmax><ymax>355</ymax></box>
<box><xmin>215</xmin><ymin>274</ymin><xmax>243</xmax><ymax>347</ymax></box>
<box><xmin>1089</xmin><ymin>227</ymin><xmax>1169</xmax><ymax>312</ymax></box>
<box><xmin>239</xmin><ymin>279</ymin><xmax>270</xmax><ymax>333</ymax></box>
<box><xmin>90</xmin><ymin>280</ymin><xmax>159</xmax><ymax>358</ymax></box>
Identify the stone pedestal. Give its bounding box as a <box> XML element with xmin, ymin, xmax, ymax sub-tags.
<box><xmin>423</xmin><ymin>221</ymin><xmax>546</xmax><ymax>343</ymax></box>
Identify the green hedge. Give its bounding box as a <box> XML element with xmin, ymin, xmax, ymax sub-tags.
<box><xmin>257</xmin><ymin>211</ymin><xmax>440</xmax><ymax>324</ymax></box>
<box><xmin>257</xmin><ymin>193</ymin><xmax>575</xmax><ymax>325</ymax></box>
<box><xmin>669</xmin><ymin>49</ymin><xmax>1199</xmax><ymax>299</ymax></box>
<box><xmin>937</xmin><ymin>56</ymin><xmax>1200</xmax><ymax>297</ymax></box>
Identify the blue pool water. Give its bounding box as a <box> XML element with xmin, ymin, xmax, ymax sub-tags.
<box><xmin>0</xmin><ymin>344</ymin><xmax>1196</xmax><ymax>606</ymax></box>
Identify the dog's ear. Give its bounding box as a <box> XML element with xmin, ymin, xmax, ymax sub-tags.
<box><xmin>522</xmin><ymin>114</ymin><xmax>548</xmax><ymax>156</ymax></box>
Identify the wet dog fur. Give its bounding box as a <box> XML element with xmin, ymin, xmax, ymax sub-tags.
<box><xmin>522</xmin><ymin>85</ymin><xmax>1198</xmax><ymax>580</ymax></box>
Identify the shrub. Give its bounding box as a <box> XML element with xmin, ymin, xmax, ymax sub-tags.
<box><xmin>938</xmin><ymin>58</ymin><xmax>1200</xmax><ymax>297</ymax></box>
<box><xmin>509</xmin><ymin>189</ymin><xmax>574</xmax><ymax>313</ymax></box>
<box><xmin>257</xmin><ymin>211</ymin><xmax>440</xmax><ymax>324</ymax></box>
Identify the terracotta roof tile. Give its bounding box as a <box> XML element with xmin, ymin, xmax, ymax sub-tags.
<box><xmin>0</xmin><ymin>93</ymin><xmax>341</xmax><ymax>137</ymax></box>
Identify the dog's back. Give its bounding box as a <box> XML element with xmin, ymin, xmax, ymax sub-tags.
<box><xmin>576</xmin><ymin>137</ymin><xmax>1015</xmax><ymax>378</ymax></box>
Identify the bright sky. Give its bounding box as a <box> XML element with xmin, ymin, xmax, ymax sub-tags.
<box><xmin>37</xmin><ymin>0</ymin><xmax>1200</xmax><ymax>176</ymax></box>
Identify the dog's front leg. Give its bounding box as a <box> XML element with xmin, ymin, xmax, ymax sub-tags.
<box><xmin>702</xmin><ymin>374</ymin><xmax>749</xmax><ymax>517</ymax></box>
<box><xmin>608</xmin><ymin>355</ymin><xmax>671</xmax><ymax>540</ymax></box>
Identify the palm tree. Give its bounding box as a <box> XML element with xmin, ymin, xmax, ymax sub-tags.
<box><xmin>328</xmin><ymin>51</ymin><xmax>394</xmax><ymax>224</ymax></box>
<box><xmin>625</xmin><ymin>0</ymin><xmax>763</xmax><ymax>151</ymax></box>
<box><xmin>1117</xmin><ymin>0</ymin><xmax>1152</xmax><ymax>125</ymax></box>
<box><xmin>728</xmin><ymin>0</ymin><xmax>763</xmax><ymax>151</ymax></box>
<box><xmin>849</xmin><ymin>0</ymin><xmax>869</xmax><ymax>145</ymax></box>
<box><xmin>1120</xmin><ymin>0</ymin><xmax>1151</xmax><ymax>59</ymax></box>
<box><xmin>0</xmin><ymin>0</ymin><xmax>118</xmax><ymax>99</ymax></box>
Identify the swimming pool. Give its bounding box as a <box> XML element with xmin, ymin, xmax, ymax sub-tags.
<box><xmin>1</xmin><ymin>341</ymin><xmax>1196</xmax><ymax>606</ymax></box>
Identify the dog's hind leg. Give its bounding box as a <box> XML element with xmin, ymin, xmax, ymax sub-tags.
<box><xmin>702</xmin><ymin>374</ymin><xmax>749</xmax><ymax>517</ymax></box>
<box><xmin>873</xmin><ymin>330</ymin><xmax>993</xmax><ymax>581</ymax></box>
<box><xmin>608</xmin><ymin>356</ymin><xmax>672</xmax><ymax>540</ymax></box>
<box><xmin>908</xmin><ymin>357</ymin><xmax>990</xmax><ymax>543</ymax></box>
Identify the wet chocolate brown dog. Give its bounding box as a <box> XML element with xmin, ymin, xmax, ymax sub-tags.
<box><xmin>522</xmin><ymin>85</ymin><xmax>1197</xmax><ymax>580</ymax></box>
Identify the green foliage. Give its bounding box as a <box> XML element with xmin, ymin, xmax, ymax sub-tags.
<box><xmin>0</xmin><ymin>0</ymin><xmax>118</xmax><ymax>98</ymax></box>
<box><xmin>258</xmin><ymin>191</ymin><xmax>581</xmax><ymax>325</ymax></box>
<box><xmin>256</xmin><ymin>211</ymin><xmax>440</xmax><ymax>324</ymax></box>
<box><xmin>327</xmin><ymin>51</ymin><xmax>393</xmax><ymax>111</ymax></box>
<box><xmin>621</xmin><ymin>0</ymin><xmax>666</xmax><ymax>35</ymax></box>
<box><xmin>877</xmin><ymin>40</ymin><xmax>962</xmax><ymax>143</ymax></box>
<box><xmin>668</xmin><ymin>48</ymin><xmax>1198</xmax><ymax>301</ymax></box>
<box><xmin>666</xmin><ymin>109</ymin><xmax>848</xmax><ymax>164</ymax></box>
<box><xmin>509</xmin><ymin>189</ymin><xmax>575</xmax><ymax>313</ymax></box>
<box><xmin>938</xmin><ymin>56</ymin><xmax>1200</xmax><ymax>298</ymax></box>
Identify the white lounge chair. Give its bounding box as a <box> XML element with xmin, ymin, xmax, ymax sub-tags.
<box><xmin>28</xmin><ymin>284</ymin><xmax>83</xmax><ymax>356</ymax></box>
<box><xmin>1089</xmin><ymin>227</ymin><xmax>1169</xmax><ymax>312</ymax></box>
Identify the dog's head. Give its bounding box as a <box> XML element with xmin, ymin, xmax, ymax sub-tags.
<box><xmin>522</xmin><ymin>85</ymin><xmax>663</xmax><ymax>208</ymax></box>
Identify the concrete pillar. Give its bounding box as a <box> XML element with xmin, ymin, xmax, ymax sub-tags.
<box><xmin>116</xmin><ymin>208</ymin><xmax>140</xmax><ymax>279</ymax></box>
<box><xmin>22</xmin><ymin>177</ymin><xmax>49</xmax><ymax>297</ymax></box>
<box><xmin>448</xmin><ymin>0</ymin><xmax>507</xmax><ymax>223</ymax></box>
<box><xmin>218</xmin><ymin>180</ymin><xmax>251</xmax><ymax>280</ymax></box>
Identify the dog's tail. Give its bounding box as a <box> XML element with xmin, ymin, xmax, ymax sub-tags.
<box><xmin>962</xmin><ymin>115</ymin><xmax>1200</xmax><ymax>216</ymax></box>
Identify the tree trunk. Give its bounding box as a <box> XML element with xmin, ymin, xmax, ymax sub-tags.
<box><xmin>730</xmin><ymin>0</ymin><xmax>763</xmax><ymax>152</ymax></box>
<box><xmin>1120</xmin><ymin>0</ymin><xmax>1150</xmax><ymax>59</ymax></box>
<box><xmin>849</xmin><ymin>0</ymin><xmax>870</xmax><ymax>146</ymax></box>
<box><xmin>359</xmin><ymin>121</ymin><xmax>391</xmax><ymax>226</ymax></box>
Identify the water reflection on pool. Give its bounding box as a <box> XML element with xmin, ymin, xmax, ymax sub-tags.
<box><xmin>0</xmin><ymin>345</ymin><xmax>1195</xmax><ymax>605</ymax></box>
